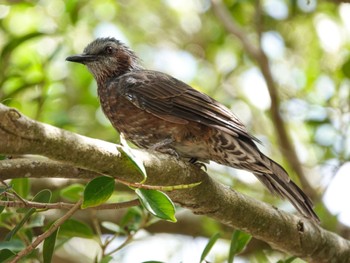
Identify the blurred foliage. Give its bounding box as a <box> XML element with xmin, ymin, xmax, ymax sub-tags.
<box><xmin>0</xmin><ymin>0</ymin><xmax>350</xmax><ymax>262</ymax></box>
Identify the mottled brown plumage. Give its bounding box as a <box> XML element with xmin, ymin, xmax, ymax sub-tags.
<box><xmin>66</xmin><ymin>37</ymin><xmax>319</xmax><ymax>223</ymax></box>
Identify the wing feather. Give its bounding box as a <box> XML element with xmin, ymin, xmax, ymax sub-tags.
<box><xmin>115</xmin><ymin>70</ymin><xmax>258</xmax><ymax>141</ymax></box>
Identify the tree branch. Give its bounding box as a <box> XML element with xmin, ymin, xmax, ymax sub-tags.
<box><xmin>210</xmin><ymin>0</ymin><xmax>316</xmax><ymax>199</ymax></box>
<box><xmin>0</xmin><ymin>103</ymin><xmax>349</xmax><ymax>262</ymax></box>
<box><xmin>0</xmin><ymin>158</ymin><xmax>99</xmax><ymax>180</ymax></box>
<box><xmin>0</xmin><ymin>197</ymin><xmax>140</xmax><ymax>210</ymax></box>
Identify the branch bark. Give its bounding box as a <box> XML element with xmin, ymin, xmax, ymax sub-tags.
<box><xmin>0</xmin><ymin>103</ymin><xmax>349</xmax><ymax>262</ymax></box>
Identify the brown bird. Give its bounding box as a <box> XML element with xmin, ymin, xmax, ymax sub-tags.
<box><xmin>66</xmin><ymin>37</ymin><xmax>319</xmax><ymax>223</ymax></box>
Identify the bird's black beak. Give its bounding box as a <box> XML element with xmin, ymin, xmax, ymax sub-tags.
<box><xmin>66</xmin><ymin>54</ymin><xmax>96</xmax><ymax>64</ymax></box>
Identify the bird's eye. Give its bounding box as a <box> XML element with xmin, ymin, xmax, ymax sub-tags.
<box><xmin>105</xmin><ymin>46</ymin><xmax>113</xmax><ymax>54</ymax></box>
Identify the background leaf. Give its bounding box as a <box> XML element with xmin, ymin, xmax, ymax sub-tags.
<box><xmin>60</xmin><ymin>184</ymin><xmax>84</xmax><ymax>202</ymax></box>
<box><xmin>32</xmin><ymin>189</ymin><xmax>52</xmax><ymax>203</ymax></box>
<box><xmin>59</xmin><ymin>219</ymin><xmax>94</xmax><ymax>239</ymax></box>
<box><xmin>82</xmin><ymin>176</ymin><xmax>115</xmax><ymax>209</ymax></box>
<box><xmin>200</xmin><ymin>232</ymin><xmax>220</xmax><ymax>263</ymax></box>
<box><xmin>0</xmin><ymin>240</ymin><xmax>25</xmax><ymax>251</ymax></box>
<box><xmin>0</xmin><ymin>249</ymin><xmax>15</xmax><ymax>262</ymax></box>
<box><xmin>11</xmin><ymin>178</ymin><xmax>30</xmax><ymax>198</ymax></box>
<box><xmin>43</xmin><ymin>228</ymin><xmax>59</xmax><ymax>263</ymax></box>
<box><xmin>5</xmin><ymin>208</ymin><xmax>35</xmax><ymax>241</ymax></box>
<box><xmin>228</xmin><ymin>230</ymin><xmax>252</xmax><ymax>262</ymax></box>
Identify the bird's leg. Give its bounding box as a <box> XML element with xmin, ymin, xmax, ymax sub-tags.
<box><xmin>189</xmin><ymin>157</ymin><xmax>198</xmax><ymax>164</ymax></box>
<box><xmin>149</xmin><ymin>138</ymin><xmax>180</xmax><ymax>158</ymax></box>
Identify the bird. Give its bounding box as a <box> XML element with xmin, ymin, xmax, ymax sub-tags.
<box><xmin>66</xmin><ymin>37</ymin><xmax>319</xmax><ymax>223</ymax></box>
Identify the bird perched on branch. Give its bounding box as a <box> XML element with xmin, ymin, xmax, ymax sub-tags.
<box><xmin>66</xmin><ymin>37</ymin><xmax>319</xmax><ymax>223</ymax></box>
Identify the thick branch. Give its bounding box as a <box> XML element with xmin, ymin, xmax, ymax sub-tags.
<box><xmin>0</xmin><ymin>104</ymin><xmax>349</xmax><ymax>262</ymax></box>
<box><xmin>210</xmin><ymin>0</ymin><xmax>315</xmax><ymax>198</ymax></box>
<box><xmin>0</xmin><ymin>158</ymin><xmax>99</xmax><ymax>180</ymax></box>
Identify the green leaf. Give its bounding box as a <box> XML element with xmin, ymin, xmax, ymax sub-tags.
<box><xmin>43</xmin><ymin>228</ymin><xmax>59</xmax><ymax>263</ymax></box>
<box><xmin>254</xmin><ymin>250</ymin><xmax>269</xmax><ymax>262</ymax></box>
<box><xmin>228</xmin><ymin>230</ymin><xmax>252</xmax><ymax>262</ymax></box>
<box><xmin>0</xmin><ymin>240</ymin><xmax>25</xmax><ymax>251</ymax></box>
<box><xmin>119</xmin><ymin>207</ymin><xmax>143</xmax><ymax>230</ymax></box>
<box><xmin>27</xmin><ymin>214</ymin><xmax>45</xmax><ymax>228</ymax></box>
<box><xmin>0</xmin><ymin>213</ymin><xmax>12</xmax><ymax>227</ymax></box>
<box><xmin>33</xmin><ymin>189</ymin><xmax>52</xmax><ymax>203</ymax></box>
<box><xmin>82</xmin><ymin>176</ymin><xmax>115</xmax><ymax>209</ymax></box>
<box><xmin>101</xmin><ymin>221</ymin><xmax>125</xmax><ymax>234</ymax></box>
<box><xmin>100</xmin><ymin>255</ymin><xmax>113</xmax><ymax>263</ymax></box>
<box><xmin>0</xmin><ymin>249</ymin><xmax>15</xmax><ymax>262</ymax></box>
<box><xmin>135</xmin><ymin>189</ymin><xmax>176</xmax><ymax>222</ymax></box>
<box><xmin>200</xmin><ymin>233</ymin><xmax>220</xmax><ymax>263</ymax></box>
<box><xmin>0</xmin><ymin>186</ymin><xmax>9</xmax><ymax>195</ymax></box>
<box><xmin>60</xmin><ymin>184</ymin><xmax>84</xmax><ymax>202</ymax></box>
<box><xmin>117</xmin><ymin>143</ymin><xmax>147</xmax><ymax>183</ymax></box>
<box><xmin>11</xmin><ymin>178</ymin><xmax>30</xmax><ymax>198</ymax></box>
<box><xmin>17</xmin><ymin>189</ymin><xmax>52</xmax><ymax>213</ymax></box>
<box><xmin>0</xmin><ymin>32</ymin><xmax>43</xmax><ymax>62</ymax></box>
<box><xmin>341</xmin><ymin>58</ymin><xmax>350</xmax><ymax>78</ymax></box>
<box><xmin>59</xmin><ymin>219</ymin><xmax>94</xmax><ymax>239</ymax></box>
<box><xmin>5</xmin><ymin>208</ymin><xmax>36</xmax><ymax>241</ymax></box>
<box><xmin>0</xmin><ymin>195</ymin><xmax>8</xmax><ymax>214</ymax></box>
<box><xmin>277</xmin><ymin>256</ymin><xmax>298</xmax><ymax>263</ymax></box>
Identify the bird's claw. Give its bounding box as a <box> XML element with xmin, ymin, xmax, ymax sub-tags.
<box><xmin>150</xmin><ymin>139</ymin><xmax>180</xmax><ymax>159</ymax></box>
<box><xmin>189</xmin><ymin>158</ymin><xmax>207</xmax><ymax>171</ymax></box>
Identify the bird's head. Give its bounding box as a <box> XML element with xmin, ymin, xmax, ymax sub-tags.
<box><xmin>66</xmin><ymin>37</ymin><xmax>141</xmax><ymax>82</ymax></box>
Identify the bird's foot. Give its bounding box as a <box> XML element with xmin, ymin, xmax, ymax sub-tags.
<box><xmin>189</xmin><ymin>158</ymin><xmax>207</xmax><ymax>171</ymax></box>
<box><xmin>159</xmin><ymin>148</ymin><xmax>180</xmax><ymax>159</ymax></box>
<box><xmin>150</xmin><ymin>139</ymin><xmax>180</xmax><ymax>159</ymax></box>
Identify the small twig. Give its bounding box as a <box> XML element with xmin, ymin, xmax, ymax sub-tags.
<box><xmin>255</xmin><ymin>0</ymin><xmax>263</xmax><ymax>44</ymax></box>
<box><xmin>104</xmin><ymin>212</ymin><xmax>150</xmax><ymax>257</ymax></box>
<box><xmin>90</xmin><ymin>210</ymin><xmax>103</xmax><ymax>246</ymax></box>
<box><xmin>95</xmin><ymin>199</ymin><xmax>140</xmax><ymax>210</ymax></box>
<box><xmin>0</xmin><ymin>199</ymin><xmax>140</xmax><ymax>210</ymax></box>
<box><xmin>105</xmin><ymin>232</ymin><xmax>134</xmax><ymax>256</ymax></box>
<box><xmin>210</xmin><ymin>0</ymin><xmax>260</xmax><ymax>58</ymax></box>
<box><xmin>1</xmin><ymin>180</ymin><xmax>27</xmax><ymax>205</ymax></box>
<box><xmin>102</xmin><ymin>232</ymin><xmax>121</xmax><ymax>257</ymax></box>
<box><xmin>9</xmin><ymin>199</ymin><xmax>83</xmax><ymax>263</ymax></box>
<box><xmin>115</xmin><ymin>177</ymin><xmax>201</xmax><ymax>191</ymax></box>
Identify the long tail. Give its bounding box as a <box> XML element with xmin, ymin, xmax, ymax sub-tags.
<box><xmin>208</xmin><ymin>130</ymin><xmax>319</xmax><ymax>222</ymax></box>
<box><xmin>253</xmin><ymin>155</ymin><xmax>319</xmax><ymax>223</ymax></box>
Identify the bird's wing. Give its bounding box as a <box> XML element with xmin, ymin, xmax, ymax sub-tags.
<box><xmin>115</xmin><ymin>70</ymin><xmax>258</xmax><ymax>141</ymax></box>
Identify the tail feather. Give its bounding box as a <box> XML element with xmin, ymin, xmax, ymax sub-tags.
<box><xmin>254</xmin><ymin>156</ymin><xmax>319</xmax><ymax>223</ymax></box>
<box><xmin>211</xmin><ymin>131</ymin><xmax>319</xmax><ymax>222</ymax></box>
